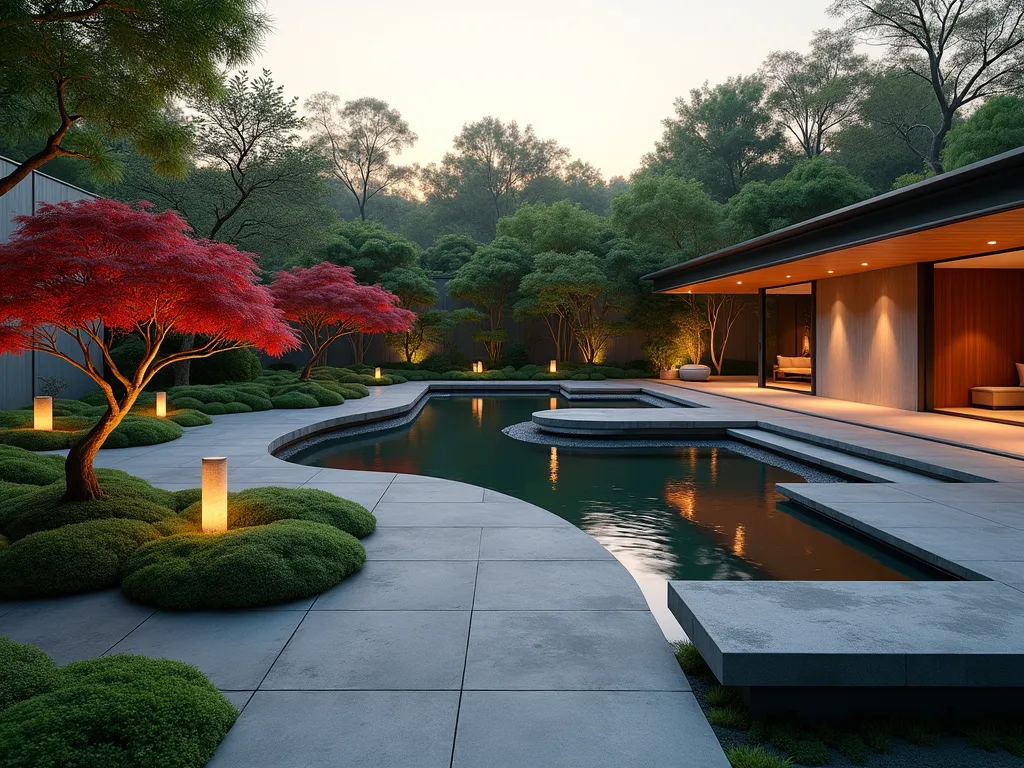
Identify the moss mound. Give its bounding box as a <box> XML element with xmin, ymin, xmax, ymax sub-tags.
<box><xmin>0</xmin><ymin>470</ymin><xmax>176</xmax><ymax>541</ymax></box>
<box><xmin>80</xmin><ymin>415</ymin><xmax>183</xmax><ymax>449</ymax></box>
<box><xmin>0</xmin><ymin>650</ymin><xmax>237</xmax><ymax>768</ymax></box>
<box><xmin>0</xmin><ymin>518</ymin><xmax>161</xmax><ymax>598</ymax></box>
<box><xmin>181</xmin><ymin>486</ymin><xmax>377</xmax><ymax>539</ymax></box>
<box><xmin>270</xmin><ymin>391</ymin><xmax>319</xmax><ymax>409</ymax></box>
<box><xmin>0</xmin><ymin>639</ymin><xmax>60</xmax><ymax>714</ymax></box>
<box><xmin>122</xmin><ymin>519</ymin><xmax>366</xmax><ymax>609</ymax></box>
<box><xmin>0</xmin><ymin>446</ymin><xmax>64</xmax><ymax>486</ymax></box>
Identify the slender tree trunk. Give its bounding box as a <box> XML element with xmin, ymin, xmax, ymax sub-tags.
<box><xmin>300</xmin><ymin>354</ymin><xmax>318</xmax><ymax>380</ymax></box>
<box><xmin>63</xmin><ymin>407</ymin><xmax>125</xmax><ymax>501</ymax></box>
<box><xmin>927</xmin><ymin>115</ymin><xmax>952</xmax><ymax>175</ymax></box>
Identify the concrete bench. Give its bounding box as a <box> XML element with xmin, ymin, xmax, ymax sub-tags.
<box><xmin>668</xmin><ymin>580</ymin><xmax>1024</xmax><ymax>717</ymax></box>
<box><xmin>971</xmin><ymin>386</ymin><xmax>1024</xmax><ymax>409</ymax></box>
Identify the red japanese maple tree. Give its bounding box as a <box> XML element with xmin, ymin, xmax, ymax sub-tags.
<box><xmin>0</xmin><ymin>198</ymin><xmax>298</xmax><ymax>501</ymax></box>
<box><xmin>270</xmin><ymin>263</ymin><xmax>415</xmax><ymax>379</ymax></box>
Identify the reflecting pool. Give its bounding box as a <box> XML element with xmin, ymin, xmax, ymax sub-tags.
<box><xmin>290</xmin><ymin>395</ymin><xmax>944</xmax><ymax>636</ymax></box>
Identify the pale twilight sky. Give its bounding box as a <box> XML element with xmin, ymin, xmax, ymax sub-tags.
<box><xmin>255</xmin><ymin>0</ymin><xmax>835</xmax><ymax>179</ymax></box>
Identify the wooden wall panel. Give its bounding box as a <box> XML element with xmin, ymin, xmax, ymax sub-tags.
<box><xmin>815</xmin><ymin>265</ymin><xmax>920</xmax><ymax>410</ymax></box>
<box><xmin>933</xmin><ymin>269</ymin><xmax>1024</xmax><ymax>408</ymax></box>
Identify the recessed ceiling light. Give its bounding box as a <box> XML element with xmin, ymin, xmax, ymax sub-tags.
<box><xmin>827</xmin><ymin>270</ymin><xmax>834</xmax><ymax>274</ymax></box>
<box><xmin>988</xmin><ymin>240</ymin><xmax>998</xmax><ymax>245</ymax></box>
<box><xmin>861</xmin><ymin>262</ymin><xmax>869</xmax><ymax>266</ymax></box>
<box><xmin>786</xmin><ymin>275</ymin><xmax>791</xmax><ymax>279</ymax></box>
<box><xmin>736</xmin><ymin>281</ymin><xmax>743</xmax><ymax>285</ymax></box>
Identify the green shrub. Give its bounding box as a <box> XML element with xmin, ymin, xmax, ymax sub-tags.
<box><xmin>725</xmin><ymin>745</ymin><xmax>793</xmax><ymax>768</ymax></box>
<box><xmin>121</xmin><ymin>519</ymin><xmax>366</xmax><ymax>609</ymax></box>
<box><xmin>86</xmin><ymin>416</ymin><xmax>183</xmax><ymax>449</ymax></box>
<box><xmin>420</xmin><ymin>353</ymin><xmax>469</xmax><ymax>372</ymax></box>
<box><xmin>0</xmin><ymin>653</ymin><xmax>238</xmax><ymax>768</ymax></box>
<box><xmin>0</xmin><ymin>519</ymin><xmax>161</xmax><ymax>598</ymax></box>
<box><xmin>191</xmin><ymin>347</ymin><xmax>262</xmax><ymax>384</ymax></box>
<box><xmin>704</xmin><ymin>685</ymin><xmax>742</xmax><ymax>708</ymax></box>
<box><xmin>0</xmin><ymin>446</ymin><xmax>64</xmax><ymax>486</ymax></box>
<box><xmin>271</xmin><ymin>382</ymin><xmax>345</xmax><ymax>407</ymax></box>
<box><xmin>167</xmin><ymin>395</ymin><xmax>206</xmax><ymax>411</ymax></box>
<box><xmin>708</xmin><ymin>705</ymin><xmax>751</xmax><ymax>730</ymax></box>
<box><xmin>0</xmin><ymin>471</ymin><xmax>176</xmax><ymax>541</ymax></box>
<box><xmin>271</xmin><ymin>391</ymin><xmax>320</xmax><ymax>409</ymax></box>
<box><xmin>172</xmin><ymin>488</ymin><xmax>202</xmax><ymax>512</ymax></box>
<box><xmin>0</xmin><ymin>429</ymin><xmax>72</xmax><ymax>450</ymax></box>
<box><xmin>166</xmin><ymin>409</ymin><xmax>212</xmax><ymax>428</ymax></box>
<box><xmin>0</xmin><ymin>411</ymin><xmax>32</xmax><ymax>429</ymax></box>
<box><xmin>267</xmin><ymin>362</ymin><xmax>297</xmax><ymax>372</ymax></box>
<box><xmin>0</xmin><ymin>639</ymin><xmax>60</xmax><ymax>713</ymax></box>
<box><xmin>0</xmin><ymin>534</ymin><xmax>7</xmax><ymax>549</ymax></box>
<box><xmin>674</xmin><ymin>641</ymin><xmax>713</xmax><ymax>677</ymax></box>
<box><xmin>180</xmin><ymin>486</ymin><xmax>376</xmax><ymax>538</ymax></box>
<box><xmin>199</xmin><ymin>401</ymin><xmax>252</xmax><ymax>415</ymax></box>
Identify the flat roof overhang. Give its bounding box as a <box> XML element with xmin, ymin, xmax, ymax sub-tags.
<box><xmin>644</xmin><ymin>147</ymin><xmax>1024</xmax><ymax>294</ymax></box>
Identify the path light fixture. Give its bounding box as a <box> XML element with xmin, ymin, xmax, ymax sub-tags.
<box><xmin>374</xmin><ymin>367</ymin><xmax>381</xmax><ymax>380</ymax></box>
<box><xmin>33</xmin><ymin>396</ymin><xmax>52</xmax><ymax>431</ymax></box>
<box><xmin>473</xmin><ymin>361</ymin><xmax>484</xmax><ymax>373</ymax></box>
<box><xmin>201</xmin><ymin>457</ymin><xmax>228</xmax><ymax>534</ymax></box>
<box><xmin>549</xmin><ymin>360</ymin><xmax>557</xmax><ymax>374</ymax></box>
<box><xmin>155</xmin><ymin>392</ymin><xmax>167</xmax><ymax>418</ymax></box>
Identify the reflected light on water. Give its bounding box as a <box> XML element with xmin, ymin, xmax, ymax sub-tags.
<box><xmin>733</xmin><ymin>525</ymin><xmax>746</xmax><ymax>558</ymax></box>
<box><xmin>549</xmin><ymin>446</ymin><xmax>558</xmax><ymax>487</ymax></box>
<box><xmin>549</xmin><ymin>397</ymin><xmax>558</xmax><ymax>410</ymax></box>
<box><xmin>472</xmin><ymin>397</ymin><xmax>483</xmax><ymax>426</ymax></box>
<box><xmin>664</xmin><ymin>480</ymin><xmax>696</xmax><ymax>520</ymax></box>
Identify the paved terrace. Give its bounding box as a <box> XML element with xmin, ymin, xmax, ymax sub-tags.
<box><xmin>0</xmin><ymin>381</ymin><xmax>730</xmax><ymax>768</ymax></box>
<box><xmin>531</xmin><ymin>378</ymin><xmax>1024</xmax><ymax>711</ymax></box>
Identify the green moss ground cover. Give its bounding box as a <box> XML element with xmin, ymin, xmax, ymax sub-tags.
<box><xmin>675</xmin><ymin>641</ymin><xmax>1024</xmax><ymax>767</ymax></box>
<box><xmin>0</xmin><ymin>639</ymin><xmax>237</xmax><ymax>768</ymax></box>
<box><xmin>0</xmin><ymin>446</ymin><xmax>374</xmax><ymax>606</ymax></box>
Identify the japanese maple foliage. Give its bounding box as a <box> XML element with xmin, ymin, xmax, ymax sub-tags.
<box><xmin>270</xmin><ymin>263</ymin><xmax>415</xmax><ymax>379</ymax></box>
<box><xmin>0</xmin><ymin>198</ymin><xmax>298</xmax><ymax>500</ymax></box>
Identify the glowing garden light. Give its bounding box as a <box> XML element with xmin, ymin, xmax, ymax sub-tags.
<box><xmin>549</xmin><ymin>360</ymin><xmax>557</xmax><ymax>374</ymax></box>
<box><xmin>374</xmin><ymin>367</ymin><xmax>382</xmax><ymax>379</ymax></box>
<box><xmin>33</xmin><ymin>396</ymin><xmax>52</xmax><ymax>431</ymax></box>
<box><xmin>155</xmin><ymin>392</ymin><xmax>167</xmax><ymax>418</ymax></box>
<box><xmin>473</xmin><ymin>361</ymin><xmax>484</xmax><ymax>373</ymax></box>
<box><xmin>201</xmin><ymin>457</ymin><xmax>228</xmax><ymax>534</ymax></box>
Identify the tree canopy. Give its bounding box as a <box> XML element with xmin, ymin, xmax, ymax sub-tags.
<box><xmin>610</xmin><ymin>175</ymin><xmax>725</xmax><ymax>258</ymax></box>
<box><xmin>943</xmin><ymin>95</ymin><xmax>1024</xmax><ymax>170</ymax></box>
<box><xmin>0</xmin><ymin>0</ymin><xmax>269</xmax><ymax>197</ymax></box>
<box><xmin>0</xmin><ymin>198</ymin><xmax>295</xmax><ymax>499</ymax></box>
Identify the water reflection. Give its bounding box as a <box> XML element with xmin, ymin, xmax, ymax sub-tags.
<box><xmin>292</xmin><ymin>396</ymin><xmax>942</xmax><ymax>638</ymax></box>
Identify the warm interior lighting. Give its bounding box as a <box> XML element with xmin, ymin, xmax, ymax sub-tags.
<box><xmin>549</xmin><ymin>360</ymin><xmax>557</xmax><ymax>373</ymax></box>
<box><xmin>786</xmin><ymin>275</ymin><xmax>791</xmax><ymax>279</ymax></box>
<box><xmin>861</xmin><ymin>262</ymin><xmax>869</xmax><ymax>267</ymax></box>
<box><xmin>201</xmin><ymin>457</ymin><xmax>228</xmax><ymax>534</ymax></box>
<box><xmin>736</xmin><ymin>281</ymin><xmax>743</xmax><ymax>285</ymax></box>
<box><xmin>827</xmin><ymin>270</ymin><xmax>834</xmax><ymax>274</ymax></box>
<box><xmin>33</xmin><ymin>396</ymin><xmax>52</xmax><ymax>431</ymax></box>
<box><xmin>374</xmin><ymin>367</ymin><xmax>381</xmax><ymax>379</ymax></box>
<box><xmin>988</xmin><ymin>240</ymin><xmax>998</xmax><ymax>245</ymax></box>
<box><xmin>155</xmin><ymin>392</ymin><xmax>167</xmax><ymax>418</ymax></box>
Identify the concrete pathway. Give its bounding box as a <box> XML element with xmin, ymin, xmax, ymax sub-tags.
<box><xmin>0</xmin><ymin>382</ymin><xmax>729</xmax><ymax>768</ymax></box>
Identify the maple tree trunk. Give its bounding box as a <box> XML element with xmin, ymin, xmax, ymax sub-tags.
<box><xmin>64</xmin><ymin>407</ymin><xmax>123</xmax><ymax>501</ymax></box>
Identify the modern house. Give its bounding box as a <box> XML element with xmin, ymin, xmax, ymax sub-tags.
<box><xmin>0</xmin><ymin>156</ymin><xmax>99</xmax><ymax>409</ymax></box>
<box><xmin>645</xmin><ymin>147</ymin><xmax>1024</xmax><ymax>422</ymax></box>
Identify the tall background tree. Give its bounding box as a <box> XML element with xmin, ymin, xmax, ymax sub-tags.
<box><xmin>304</xmin><ymin>94</ymin><xmax>418</xmax><ymax>221</ymax></box>
<box><xmin>763</xmin><ymin>29</ymin><xmax>871</xmax><ymax>157</ymax></box>
<box><xmin>0</xmin><ymin>0</ymin><xmax>268</xmax><ymax>196</ymax></box>
<box><xmin>831</xmin><ymin>0</ymin><xmax>1024</xmax><ymax>174</ymax></box>
<box><xmin>422</xmin><ymin>117</ymin><xmax>570</xmax><ymax>239</ymax></box>
<box><xmin>645</xmin><ymin>76</ymin><xmax>787</xmax><ymax>201</ymax></box>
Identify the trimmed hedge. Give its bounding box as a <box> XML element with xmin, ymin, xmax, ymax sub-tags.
<box><xmin>0</xmin><ymin>639</ymin><xmax>60</xmax><ymax>713</ymax></box>
<box><xmin>0</xmin><ymin>650</ymin><xmax>238</xmax><ymax>768</ymax></box>
<box><xmin>0</xmin><ymin>447</ymin><xmax>64</xmax><ymax>486</ymax></box>
<box><xmin>181</xmin><ymin>486</ymin><xmax>377</xmax><ymax>539</ymax></box>
<box><xmin>0</xmin><ymin>519</ymin><xmax>161</xmax><ymax>598</ymax></box>
<box><xmin>121</xmin><ymin>519</ymin><xmax>367</xmax><ymax>610</ymax></box>
<box><xmin>271</xmin><ymin>391</ymin><xmax>319</xmax><ymax>409</ymax></box>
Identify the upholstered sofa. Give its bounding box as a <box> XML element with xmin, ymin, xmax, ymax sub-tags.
<box><xmin>774</xmin><ymin>355</ymin><xmax>812</xmax><ymax>382</ymax></box>
<box><xmin>970</xmin><ymin>364</ymin><xmax>1024</xmax><ymax>409</ymax></box>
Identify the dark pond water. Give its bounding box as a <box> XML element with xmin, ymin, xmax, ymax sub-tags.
<box><xmin>290</xmin><ymin>395</ymin><xmax>943</xmax><ymax>635</ymax></box>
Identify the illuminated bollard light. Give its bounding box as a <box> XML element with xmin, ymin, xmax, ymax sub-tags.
<box><xmin>33</xmin><ymin>396</ymin><xmax>52</xmax><ymax>431</ymax></box>
<box><xmin>473</xmin><ymin>361</ymin><xmax>484</xmax><ymax>373</ymax></box>
<box><xmin>549</xmin><ymin>360</ymin><xmax>558</xmax><ymax>374</ymax></box>
<box><xmin>374</xmin><ymin>367</ymin><xmax>382</xmax><ymax>380</ymax></box>
<box><xmin>155</xmin><ymin>392</ymin><xmax>167</xmax><ymax>418</ymax></box>
<box><xmin>202</xmin><ymin>457</ymin><xmax>228</xmax><ymax>534</ymax></box>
